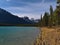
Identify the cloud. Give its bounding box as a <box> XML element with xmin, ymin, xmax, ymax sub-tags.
<box><xmin>6</xmin><ymin>0</ymin><xmax>11</xmax><ymax>2</ymax></box>
<box><xmin>13</xmin><ymin>13</ymin><xmax>41</xmax><ymax>19</ymax></box>
<box><xmin>42</xmin><ymin>0</ymin><xmax>45</xmax><ymax>3</ymax></box>
<box><xmin>1</xmin><ymin>0</ymin><xmax>56</xmax><ymax>19</ymax></box>
<box><xmin>45</xmin><ymin>0</ymin><xmax>56</xmax><ymax>2</ymax></box>
<box><xmin>5</xmin><ymin>2</ymin><xmax>56</xmax><ymax>12</ymax></box>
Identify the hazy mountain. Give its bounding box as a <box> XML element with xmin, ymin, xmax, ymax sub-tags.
<box><xmin>0</xmin><ymin>8</ymin><xmax>34</xmax><ymax>25</ymax></box>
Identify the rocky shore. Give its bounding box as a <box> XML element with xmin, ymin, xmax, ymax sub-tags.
<box><xmin>33</xmin><ymin>27</ymin><xmax>60</xmax><ymax>45</ymax></box>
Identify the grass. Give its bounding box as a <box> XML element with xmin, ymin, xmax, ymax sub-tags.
<box><xmin>34</xmin><ymin>27</ymin><xmax>60</xmax><ymax>45</ymax></box>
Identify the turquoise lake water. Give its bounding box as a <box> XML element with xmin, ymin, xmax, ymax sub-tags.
<box><xmin>0</xmin><ymin>27</ymin><xmax>40</xmax><ymax>45</ymax></box>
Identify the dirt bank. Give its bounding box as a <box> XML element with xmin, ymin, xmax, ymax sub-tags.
<box><xmin>34</xmin><ymin>27</ymin><xmax>60</xmax><ymax>45</ymax></box>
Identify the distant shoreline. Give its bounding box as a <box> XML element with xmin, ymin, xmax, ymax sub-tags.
<box><xmin>0</xmin><ymin>24</ymin><xmax>39</xmax><ymax>27</ymax></box>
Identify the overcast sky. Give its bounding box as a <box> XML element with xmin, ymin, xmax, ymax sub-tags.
<box><xmin>0</xmin><ymin>0</ymin><xmax>57</xmax><ymax>19</ymax></box>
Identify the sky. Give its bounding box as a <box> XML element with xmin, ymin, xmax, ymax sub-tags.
<box><xmin>0</xmin><ymin>0</ymin><xmax>57</xmax><ymax>19</ymax></box>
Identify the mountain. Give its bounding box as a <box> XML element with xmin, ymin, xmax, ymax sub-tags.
<box><xmin>0</xmin><ymin>8</ymin><xmax>35</xmax><ymax>25</ymax></box>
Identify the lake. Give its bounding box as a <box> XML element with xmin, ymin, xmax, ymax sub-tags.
<box><xmin>0</xmin><ymin>26</ymin><xmax>40</xmax><ymax>45</ymax></box>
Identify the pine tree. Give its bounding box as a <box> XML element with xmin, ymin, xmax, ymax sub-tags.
<box><xmin>57</xmin><ymin>0</ymin><xmax>60</xmax><ymax>25</ymax></box>
<box><xmin>42</xmin><ymin>12</ymin><xmax>49</xmax><ymax>26</ymax></box>
<box><xmin>40</xmin><ymin>14</ymin><xmax>43</xmax><ymax>26</ymax></box>
<box><xmin>49</xmin><ymin>5</ymin><xmax>54</xmax><ymax>27</ymax></box>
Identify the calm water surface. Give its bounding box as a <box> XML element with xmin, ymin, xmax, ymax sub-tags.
<box><xmin>0</xmin><ymin>26</ymin><xmax>40</xmax><ymax>45</ymax></box>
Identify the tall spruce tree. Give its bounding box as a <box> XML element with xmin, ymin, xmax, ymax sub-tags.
<box><xmin>40</xmin><ymin>14</ymin><xmax>43</xmax><ymax>26</ymax></box>
<box><xmin>49</xmin><ymin>5</ymin><xmax>53</xmax><ymax>27</ymax></box>
<box><xmin>42</xmin><ymin>12</ymin><xmax>49</xmax><ymax>26</ymax></box>
<box><xmin>56</xmin><ymin>0</ymin><xmax>60</xmax><ymax>25</ymax></box>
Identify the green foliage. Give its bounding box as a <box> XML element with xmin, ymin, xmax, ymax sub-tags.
<box><xmin>56</xmin><ymin>0</ymin><xmax>60</xmax><ymax>25</ymax></box>
<box><xmin>38</xmin><ymin>14</ymin><xmax>43</xmax><ymax>26</ymax></box>
<box><xmin>42</xmin><ymin>12</ymin><xmax>49</xmax><ymax>26</ymax></box>
<box><xmin>57</xmin><ymin>0</ymin><xmax>60</xmax><ymax>2</ymax></box>
<box><xmin>49</xmin><ymin>5</ymin><xmax>54</xmax><ymax>27</ymax></box>
<box><xmin>39</xmin><ymin>0</ymin><xmax>60</xmax><ymax>27</ymax></box>
<box><xmin>50</xmin><ymin>5</ymin><xmax>53</xmax><ymax>15</ymax></box>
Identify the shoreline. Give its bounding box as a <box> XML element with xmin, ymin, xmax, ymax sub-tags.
<box><xmin>33</xmin><ymin>27</ymin><xmax>60</xmax><ymax>45</ymax></box>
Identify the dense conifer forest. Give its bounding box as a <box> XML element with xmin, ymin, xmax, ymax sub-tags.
<box><xmin>39</xmin><ymin>0</ymin><xmax>60</xmax><ymax>27</ymax></box>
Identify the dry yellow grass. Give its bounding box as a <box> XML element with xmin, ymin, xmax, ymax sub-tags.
<box><xmin>34</xmin><ymin>27</ymin><xmax>60</xmax><ymax>45</ymax></box>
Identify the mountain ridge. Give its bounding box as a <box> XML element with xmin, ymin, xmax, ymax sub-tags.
<box><xmin>0</xmin><ymin>8</ymin><xmax>35</xmax><ymax>26</ymax></box>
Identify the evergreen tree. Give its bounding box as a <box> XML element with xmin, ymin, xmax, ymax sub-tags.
<box><xmin>50</xmin><ymin>5</ymin><xmax>53</xmax><ymax>15</ymax></box>
<box><xmin>49</xmin><ymin>5</ymin><xmax>54</xmax><ymax>27</ymax></box>
<box><xmin>40</xmin><ymin>14</ymin><xmax>43</xmax><ymax>26</ymax></box>
<box><xmin>39</xmin><ymin>0</ymin><xmax>60</xmax><ymax>27</ymax></box>
<box><xmin>42</xmin><ymin>12</ymin><xmax>49</xmax><ymax>26</ymax></box>
<box><xmin>56</xmin><ymin>0</ymin><xmax>60</xmax><ymax>25</ymax></box>
<box><xmin>52</xmin><ymin>10</ymin><xmax>58</xmax><ymax>26</ymax></box>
